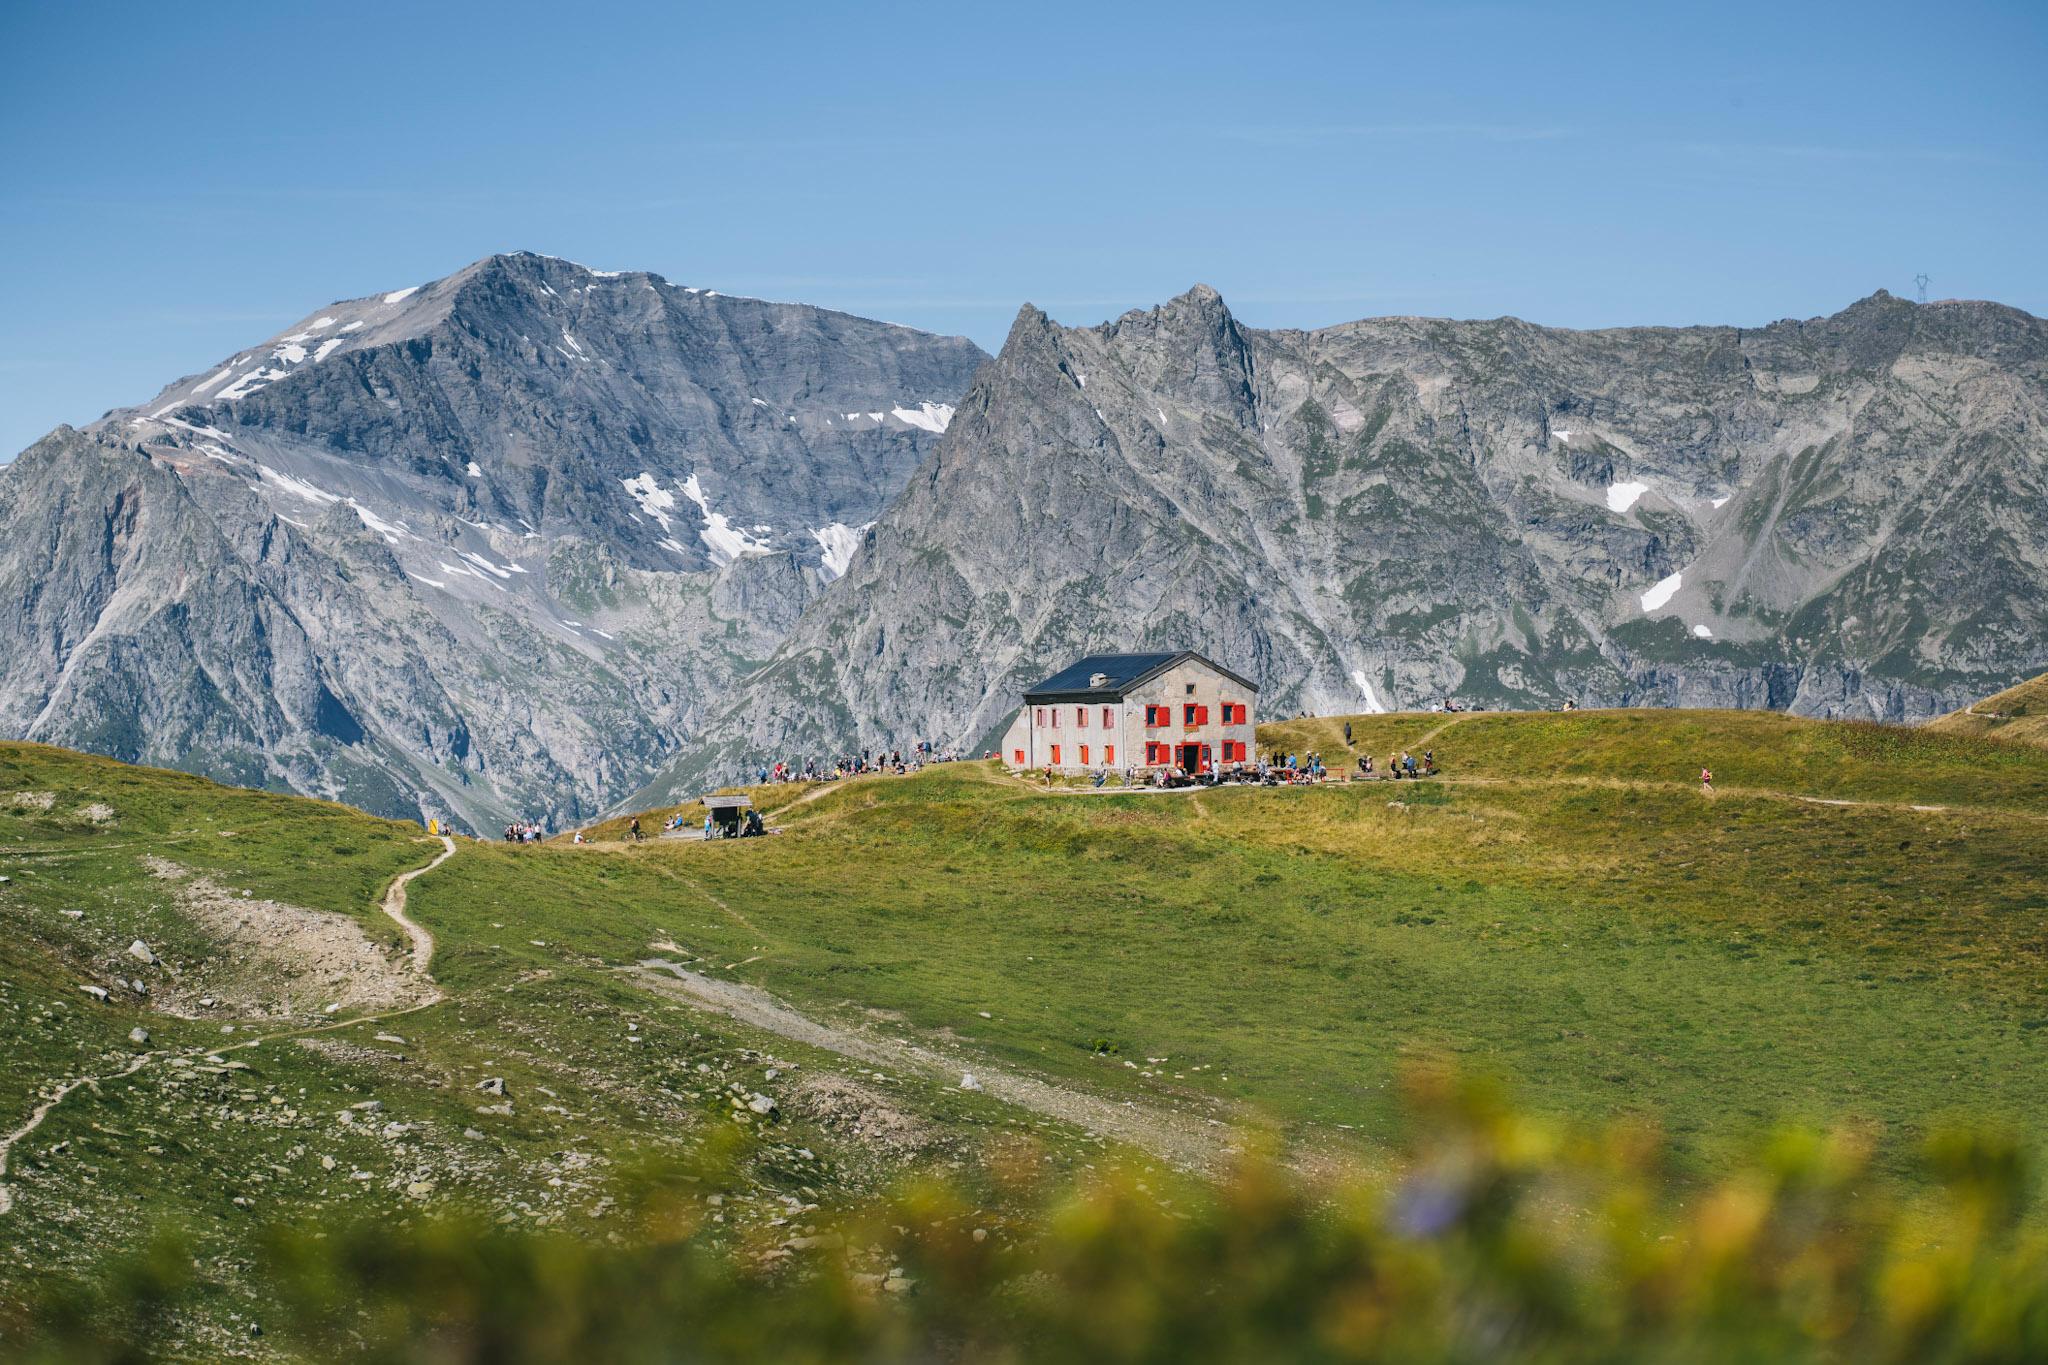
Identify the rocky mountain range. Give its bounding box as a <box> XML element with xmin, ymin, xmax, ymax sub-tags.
<box><xmin>3</xmin><ymin>257</ymin><xmax>2043</xmax><ymax>824</ymax></box>
<box><xmin>639</xmin><ymin>283</ymin><xmax>2047</xmax><ymax>799</ymax></box>
<box><xmin>0</xmin><ymin>253</ymin><xmax>986</xmax><ymax>830</ymax></box>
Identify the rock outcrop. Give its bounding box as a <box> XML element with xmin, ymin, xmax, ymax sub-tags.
<box><xmin>642</xmin><ymin>285</ymin><xmax>2048</xmax><ymax>795</ymax></box>
<box><xmin>0</xmin><ymin>254</ymin><xmax>988</xmax><ymax>829</ymax></box>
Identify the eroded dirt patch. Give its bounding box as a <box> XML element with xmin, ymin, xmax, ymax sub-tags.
<box><xmin>143</xmin><ymin>856</ymin><xmax>434</xmax><ymax>1019</ymax></box>
<box><xmin>785</xmin><ymin>1073</ymin><xmax>936</xmax><ymax>1157</ymax></box>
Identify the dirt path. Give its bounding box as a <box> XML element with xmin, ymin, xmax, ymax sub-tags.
<box><xmin>1409</xmin><ymin>772</ymin><xmax>2043</xmax><ymax>823</ymax></box>
<box><xmin>627</xmin><ymin>959</ymin><xmax>1236</xmax><ymax>1173</ymax></box>
<box><xmin>0</xmin><ymin>835</ymin><xmax>459</xmax><ymax>1218</ymax></box>
<box><xmin>1404</xmin><ymin>712</ymin><xmax>1478</xmax><ymax>751</ymax></box>
<box><xmin>382</xmin><ymin>835</ymin><xmax>456</xmax><ymax>980</ymax></box>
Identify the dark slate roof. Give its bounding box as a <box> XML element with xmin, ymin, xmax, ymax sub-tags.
<box><xmin>1022</xmin><ymin>651</ymin><xmax>1258</xmax><ymax>702</ymax></box>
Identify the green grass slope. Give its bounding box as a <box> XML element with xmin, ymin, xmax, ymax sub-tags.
<box><xmin>577</xmin><ymin>719</ymin><xmax>2048</xmax><ymax>1184</ymax></box>
<box><xmin>1927</xmin><ymin>670</ymin><xmax>2048</xmax><ymax>750</ymax></box>
<box><xmin>0</xmin><ymin>744</ymin><xmax>1092</xmax><ymax>1355</ymax></box>
<box><xmin>4</xmin><ymin>707</ymin><xmax>2047</xmax><ymax>1350</ymax></box>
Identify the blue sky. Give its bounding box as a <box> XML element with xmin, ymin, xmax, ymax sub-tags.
<box><xmin>1</xmin><ymin>0</ymin><xmax>2042</xmax><ymax>458</ymax></box>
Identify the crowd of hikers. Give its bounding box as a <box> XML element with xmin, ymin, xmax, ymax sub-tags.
<box><xmin>747</xmin><ymin>742</ymin><xmax>962</xmax><ymax>785</ymax></box>
<box><xmin>1046</xmin><ymin>746</ymin><xmax>1443</xmax><ymax>791</ymax></box>
<box><xmin>502</xmin><ymin>821</ymin><xmax>546</xmax><ymax>843</ymax></box>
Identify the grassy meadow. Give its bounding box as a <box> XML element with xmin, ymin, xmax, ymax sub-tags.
<box><xmin>3</xmin><ymin>704</ymin><xmax>2047</xmax><ymax>1355</ymax></box>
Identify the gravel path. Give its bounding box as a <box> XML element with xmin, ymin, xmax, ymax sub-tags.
<box><xmin>0</xmin><ymin>835</ymin><xmax>459</xmax><ymax>1217</ymax></box>
<box><xmin>628</xmin><ymin>959</ymin><xmax>1236</xmax><ymax>1173</ymax></box>
<box><xmin>382</xmin><ymin>835</ymin><xmax>456</xmax><ymax>980</ymax></box>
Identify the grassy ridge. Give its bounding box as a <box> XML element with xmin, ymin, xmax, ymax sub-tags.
<box><xmin>1928</xmin><ymin>671</ymin><xmax>2048</xmax><ymax>750</ymax></box>
<box><xmin>3</xmin><ymin>706</ymin><xmax>2046</xmax><ymax>1350</ymax></box>
<box><xmin>0</xmin><ymin>744</ymin><xmax>1094</xmax><ymax>1352</ymax></box>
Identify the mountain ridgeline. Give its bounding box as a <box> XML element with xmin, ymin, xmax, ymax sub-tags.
<box><xmin>0</xmin><ymin>254</ymin><xmax>987</xmax><ymax>830</ymax></box>
<box><xmin>643</xmin><ymin>283</ymin><xmax>2047</xmax><ymax>799</ymax></box>
<box><xmin>1</xmin><ymin>257</ymin><xmax>2043</xmax><ymax>825</ymax></box>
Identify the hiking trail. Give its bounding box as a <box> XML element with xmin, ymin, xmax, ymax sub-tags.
<box><xmin>628</xmin><ymin>959</ymin><xmax>1237</xmax><ymax>1173</ymax></box>
<box><xmin>383</xmin><ymin>834</ymin><xmax>456</xmax><ymax>979</ymax></box>
<box><xmin>0</xmin><ymin>834</ymin><xmax>459</xmax><ymax>1218</ymax></box>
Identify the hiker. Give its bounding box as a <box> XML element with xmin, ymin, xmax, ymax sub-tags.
<box><xmin>743</xmin><ymin>809</ymin><xmax>766</xmax><ymax>837</ymax></box>
<box><xmin>703</xmin><ymin>812</ymin><xmax>715</xmax><ymax>839</ymax></box>
<box><xmin>1344</xmin><ymin>721</ymin><xmax>1353</xmax><ymax>745</ymax></box>
<box><xmin>1093</xmin><ymin>769</ymin><xmax>1108</xmax><ymax>788</ymax></box>
<box><xmin>1359</xmin><ymin>754</ymin><xmax>1373</xmax><ymax>776</ymax></box>
<box><xmin>1404</xmin><ymin>752</ymin><xmax>1419</xmax><ymax>778</ymax></box>
<box><xmin>628</xmin><ymin>816</ymin><xmax>642</xmax><ymax>842</ymax></box>
<box><xmin>1700</xmin><ymin>766</ymin><xmax>1713</xmax><ymax>793</ymax></box>
<box><xmin>1423</xmin><ymin>749</ymin><xmax>1436</xmax><ymax>775</ymax></box>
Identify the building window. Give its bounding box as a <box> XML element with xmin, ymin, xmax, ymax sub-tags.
<box><xmin>1220</xmin><ymin>702</ymin><xmax>1244</xmax><ymax>725</ymax></box>
<box><xmin>1144</xmin><ymin>742</ymin><xmax>1158</xmax><ymax>764</ymax></box>
<box><xmin>1077</xmin><ymin>707</ymin><xmax>1087</xmax><ymax>727</ymax></box>
<box><xmin>1051</xmin><ymin>745</ymin><xmax>1061</xmax><ymax>765</ymax></box>
<box><xmin>1052</xmin><ymin>709</ymin><xmax>1060</xmax><ymax>728</ymax></box>
<box><xmin>1013</xmin><ymin>748</ymin><xmax>1025</xmax><ymax>764</ymax></box>
<box><xmin>1080</xmin><ymin>744</ymin><xmax>1090</xmax><ymax>765</ymax></box>
<box><xmin>1035</xmin><ymin>708</ymin><xmax>1044</xmax><ymax>727</ymax></box>
<box><xmin>1102</xmin><ymin>706</ymin><xmax>1114</xmax><ymax>729</ymax></box>
<box><xmin>1185</xmin><ymin>683</ymin><xmax>1195</xmax><ymax>695</ymax></box>
<box><xmin>1104</xmin><ymin>744</ymin><xmax>1115</xmax><ymax>765</ymax></box>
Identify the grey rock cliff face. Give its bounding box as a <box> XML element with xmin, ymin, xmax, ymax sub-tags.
<box><xmin>0</xmin><ymin>254</ymin><xmax>987</xmax><ymax>830</ymax></box>
<box><xmin>643</xmin><ymin>286</ymin><xmax>2048</xmax><ymax>797</ymax></box>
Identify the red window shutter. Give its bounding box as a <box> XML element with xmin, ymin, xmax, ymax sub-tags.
<box><xmin>1051</xmin><ymin>745</ymin><xmax>1060</xmax><ymax>765</ymax></box>
<box><xmin>1080</xmin><ymin>745</ymin><xmax>1090</xmax><ymax>765</ymax></box>
<box><xmin>1102</xmin><ymin>706</ymin><xmax>1113</xmax><ymax>729</ymax></box>
<box><xmin>1105</xmin><ymin>745</ymin><xmax>1115</xmax><ymax>764</ymax></box>
<box><xmin>1014</xmin><ymin>748</ymin><xmax>1024</xmax><ymax>764</ymax></box>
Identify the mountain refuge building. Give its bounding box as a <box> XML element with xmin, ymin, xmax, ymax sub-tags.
<box><xmin>1000</xmin><ymin>652</ymin><xmax>1258</xmax><ymax>776</ymax></box>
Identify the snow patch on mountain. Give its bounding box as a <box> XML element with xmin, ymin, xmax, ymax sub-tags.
<box><xmin>1606</xmin><ymin>481</ymin><xmax>1649</xmax><ymax>514</ymax></box>
<box><xmin>681</xmin><ymin>473</ymin><xmax>773</xmax><ymax>565</ymax></box>
<box><xmin>621</xmin><ymin>473</ymin><xmax>677</xmax><ymax>531</ymax></box>
<box><xmin>1350</xmin><ymin>669</ymin><xmax>1388</xmax><ymax>714</ymax></box>
<box><xmin>384</xmin><ymin>286</ymin><xmax>420</xmax><ymax>304</ymax></box>
<box><xmin>1640</xmin><ymin>572</ymin><xmax>1683</xmax><ymax>613</ymax></box>
<box><xmin>811</xmin><ymin>522</ymin><xmax>872</xmax><ymax>580</ymax></box>
<box><xmin>890</xmin><ymin>402</ymin><xmax>955</xmax><ymax>434</ymax></box>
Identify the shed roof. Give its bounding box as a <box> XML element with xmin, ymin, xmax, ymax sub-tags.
<box><xmin>1022</xmin><ymin>651</ymin><xmax>1258</xmax><ymax>702</ymax></box>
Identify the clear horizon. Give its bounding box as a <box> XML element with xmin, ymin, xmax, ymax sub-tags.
<box><xmin>2</xmin><ymin>0</ymin><xmax>2043</xmax><ymax>459</ymax></box>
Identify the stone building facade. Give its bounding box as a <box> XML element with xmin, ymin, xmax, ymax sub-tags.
<box><xmin>999</xmin><ymin>652</ymin><xmax>1258</xmax><ymax>776</ymax></box>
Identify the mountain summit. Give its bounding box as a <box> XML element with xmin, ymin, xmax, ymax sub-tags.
<box><xmin>0</xmin><ymin>254</ymin><xmax>989</xmax><ymax>829</ymax></box>
<box><xmin>637</xmin><ymin>284</ymin><xmax>2048</xmax><ymax>796</ymax></box>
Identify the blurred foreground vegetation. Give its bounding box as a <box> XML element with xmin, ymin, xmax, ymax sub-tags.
<box><xmin>14</xmin><ymin>1072</ymin><xmax>2046</xmax><ymax>1364</ymax></box>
